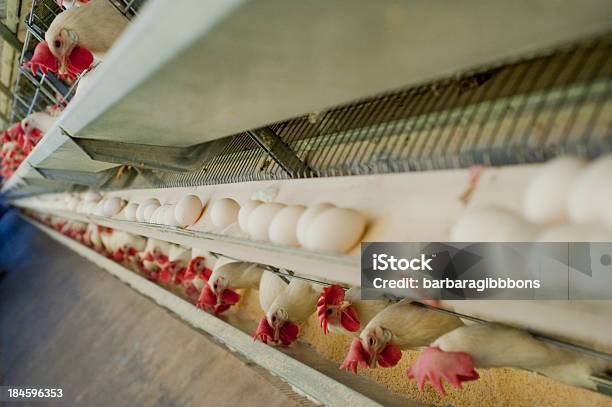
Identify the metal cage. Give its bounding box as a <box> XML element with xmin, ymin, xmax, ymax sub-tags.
<box><xmin>127</xmin><ymin>34</ymin><xmax>611</xmax><ymax>188</ymax></box>
<box><xmin>7</xmin><ymin>0</ymin><xmax>148</xmax><ymax>122</ymax></box>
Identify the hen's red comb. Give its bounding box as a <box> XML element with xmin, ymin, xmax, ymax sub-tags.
<box><xmin>252</xmin><ymin>317</ymin><xmax>298</xmax><ymax>346</ymax></box>
<box><xmin>317</xmin><ymin>284</ymin><xmax>347</xmax><ymax>334</ymax></box>
<box><xmin>196</xmin><ymin>284</ymin><xmax>240</xmax><ymax>314</ymax></box>
<box><xmin>197</xmin><ymin>284</ymin><xmax>217</xmax><ymax>307</ymax></box>
<box><xmin>377</xmin><ymin>343</ymin><xmax>402</xmax><ymax>368</ymax></box>
<box><xmin>340</xmin><ymin>306</ymin><xmax>360</xmax><ymax>333</ymax></box>
<box><xmin>158</xmin><ymin>265</ymin><xmax>172</xmax><ymax>283</ymax></box>
<box><xmin>317</xmin><ymin>284</ymin><xmax>345</xmax><ymax>308</ymax></box>
<box><xmin>24</xmin><ymin>42</ymin><xmax>57</xmax><ymax>76</ymax></box>
<box><xmin>112</xmin><ymin>248</ymin><xmax>126</xmax><ymax>262</ymax></box>
<box><xmin>279</xmin><ymin>321</ymin><xmax>299</xmax><ymax>345</ymax></box>
<box><xmin>253</xmin><ymin>317</ymin><xmax>273</xmax><ymax>344</ymax></box>
<box><xmin>68</xmin><ymin>46</ymin><xmax>94</xmax><ymax>74</ymax></box>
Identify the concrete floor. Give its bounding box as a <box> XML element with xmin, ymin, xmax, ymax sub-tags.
<box><xmin>0</xmin><ymin>210</ymin><xmax>299</xmax><ymax>407</ymax></box>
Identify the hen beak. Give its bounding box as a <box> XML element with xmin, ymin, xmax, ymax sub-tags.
<box><xmin>216</xmin><ymin>289</ymin><xmax>223</xmax><ymax>306</ymax></box>
<box><xmin>271</xmin><ymin>321</ymin><xmax>281</xmax><ymax>342</ymax></box>
<box><xmin>58</xmin><ymin>29</ymin><xmax>78</xmax><ymax>76</ymax></box>
<box><xmin>368</xmin><ymin>349</ymin><xmax>379</xmax><ymax>368</ymax></box>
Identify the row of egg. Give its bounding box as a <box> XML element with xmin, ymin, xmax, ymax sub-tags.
<box><xmin>124</xmin><ymin>196</ymin><xmax>203</xmax><ymax>227</ymax></box>
<box><xmin>236</xmin><ymin>200</ymin><xmax>366</xmax><ymax>252</ymax></box>
<box><xmin>451</xmin><ymin>205</ymin><xmax>612</xmax><ymax>242</ymax></box>
<box><xmin>522</xmin><ymin>154</ymin><xmax>612</xmax><ymax>226</ymax></box>
<box><xmin>66</xmin><ymin>193</ymin><xmax>366</xmax><ymax>254</ymax></box>
<box><xmin>452</xmin><ymin>154</ymin><xmax>612</xmax><ymax>242</ymax></box>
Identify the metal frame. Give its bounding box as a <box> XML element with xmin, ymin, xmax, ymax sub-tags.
<box><xmin>127</xmin><ymin>35</ymin><xmax>611</xmax><ymax>189</ymax></box>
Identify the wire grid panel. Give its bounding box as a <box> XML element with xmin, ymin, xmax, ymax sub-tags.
<box><xmin>113</xmin><ymin>0</ymin><xmax>148</xmax><ymax>18</ymax></box>
<box><xmin>139</xmin><ymin>133</ymin><xmax>280</xmax><ymax>187</ymax></box>
<box><xmin>277</xmin><ymin>36</ymin><xmax>612</xmax><ymax>176</ymax></box>
<box><xmin>138</xmin><ymin>35</ymin><xmax>611</xmax><ymax>188</ymax></box>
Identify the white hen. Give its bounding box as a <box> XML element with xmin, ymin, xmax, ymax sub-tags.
<box><xmin>254</xmin><ymin>274</ymin><xmax>321</xmax><ymax>346</ymax></box>
<box><xmin>26</xmin><ymin>0</ymin><xmax>127</xmax><ymax>79</ymax></box>
<box><xmin>199</xmin><ymin>257</ymin><xmax>265</xmax><ymax>314</ymax></box>
<box><xmin>316</xmin><ymin>285</ymin><xmax>390</xmax><ymax>336</ymax></box>
<box><xmin>340</xmin><ymin>300</ymin><xmax>464</xmax><ymax>373</ymax></box>
<box><xmin>408</xmin><ymin>322</ymin><xmax>612</xmax><ymax>395</ymax></box>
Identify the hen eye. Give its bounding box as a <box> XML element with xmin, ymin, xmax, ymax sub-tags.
<box><xmin>369</xmin><ymin>337</ymin><xmax>374</xmax><ymax>346</ymax></box>
<box><xmin>325</xmin><ymin>308</ymin><xmax>333</xmax><ymax>315</ymax></box>
<box><xmin>271</xmin><ymin>316</ymin><xmax>276</xmax><ymax>322</ymax></box>
<box><xmin>213</xmin><ymin>283</ymin><xmax>217</xmax><ymax>289</ymax></box>
<box><xmin>54</xmin><ymin>40</ymin><xmax>61</xmax><ymax>48</ymax></box>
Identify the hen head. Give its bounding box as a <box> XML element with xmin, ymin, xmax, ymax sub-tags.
<box><xmin>252</xmin><ymin>308</ymin><xmax>299</xmax><ymax>346</ymax></box>
<box><xmin>24</xmin><ymin>33</ymin><xmax>92</xmax><ymax>80</ymax></box>
<box><xmin>340</xmin><ymin>326</ymin><xmax>402</xmax><ymax>373</ymax></box>
<box><xmin>316</xmin><ymin>285</ymin><xmax>360</xmax><ymax>334</ymax></box>
<box><xmin>21</xmin><ymin>117</ymin><xmax>42</xmax><ymax>140</ymax></box>
<box><xmin>158</xmin><ymin>260</ymin><xmax>185</xmax><ymax>284</ymax></box>
<box><xmin>196</xmin><ymin>284</ymin><xmax>240</xmax><ymax>314</ymax></box>
<box><xmin>185</xmin><ymin>256</ymin><xmax>211</xmax><ymax>281</ymax></box>
<box><xmin>113</xmin><ymin>244</ymin><xmax>138</xmax><ymax>263</ymax></box>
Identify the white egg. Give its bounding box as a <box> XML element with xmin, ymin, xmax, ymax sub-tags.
<box><xmin>296</xmin><ymin>203</ymin><xmax>335</xmax><ymax>247</ymax></box>
<box><xmin>124</xmin><ymin>202</ymin><xmax>139</xmax><ymax>221</ymax></box>
<box><xmin>536</xmin><ymin>224</ymin><xmax>612</xmax><ymax>242</ymax></box>
<box><xmin>83</xmin><ymin>191</ymin><xmax>102</xmax><ymax>202</ymax></box>
<box><xmin>238</xmin><ymin>200</ymin><xmax>263</xmax><ymax>232</ymax></box>
<box><xmin>136</xmin><ymin>198</ymin><xmax>159</xmax><ymax>222</ymax></box>
<box><xmin>159</xmin><ymin>205</ymin><xmax>172</xmax><ymax>224</ymax></box>
<box><xmin>93</xmin><ymin>200</ymin><xmax>106</xmax><ymax>216</ymax></box>
<box><xmin>164</xmin><ymin>205</ymin><xmax>179</xmax><ymax>226</ymax></box>
<box><xmin>451</xmin><ymin>207</ymin><xmax>539</xmax><ymax>242</ymax></box>
<box><xmin>269</xmin><ymin>205</ymin><xmax>306</xmax><ymax>247</ymax></box>
<box><xmin>568</xmin><ymin>154</ymin><xmax>612</xmax><ymax>224</ymax></box>
<box><xmin>102</xmin><ymin>197</ymin><xmax>125</xmax><ymax>217</ymax></box>
<box><xmin>209</xmin><ymin>198</ymin><xmax>240</xmax><ymax>228</ymax></box>
<box><xmin>84</xmin><ymin>201</ymin><xmax>97</xmax><ymax>215</ymax></box>
<box><xmin>174</xmin><ymin>195</ymin><xmax>203</xmax><ymax>227</ymax></box>
<box><xmin>247</xmin><ymin>203</ymin><xmax>285</xmax><ymax>241</ymax></box>
<box><xmin>303</xmin><ymin>207</ymin><xmax>366</xmax><ymax>252</ymax></box>
<box><xmin>150</xmin><ymin>205</ymin><xmax>165</xmax><ymax>224</ymax></box>
<box><xmin>67</xmin><ymin>197</ymin><xmax>79</xmax><ymax>211</ymax></box>
<box><xmin>522</xmin><ymin>156</ymin><xmax>586</xmax><ymax>224</ymax></box>
<box><xmin>143</xmin><ymin>202</ymin><xmax>161</xmax><ymax>223</ymax></box>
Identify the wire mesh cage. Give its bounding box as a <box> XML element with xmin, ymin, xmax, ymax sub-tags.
<box><xmin>134</xmin><ymin>34</ymin><xmax>611</xmax><ymax>188</ymax></box>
